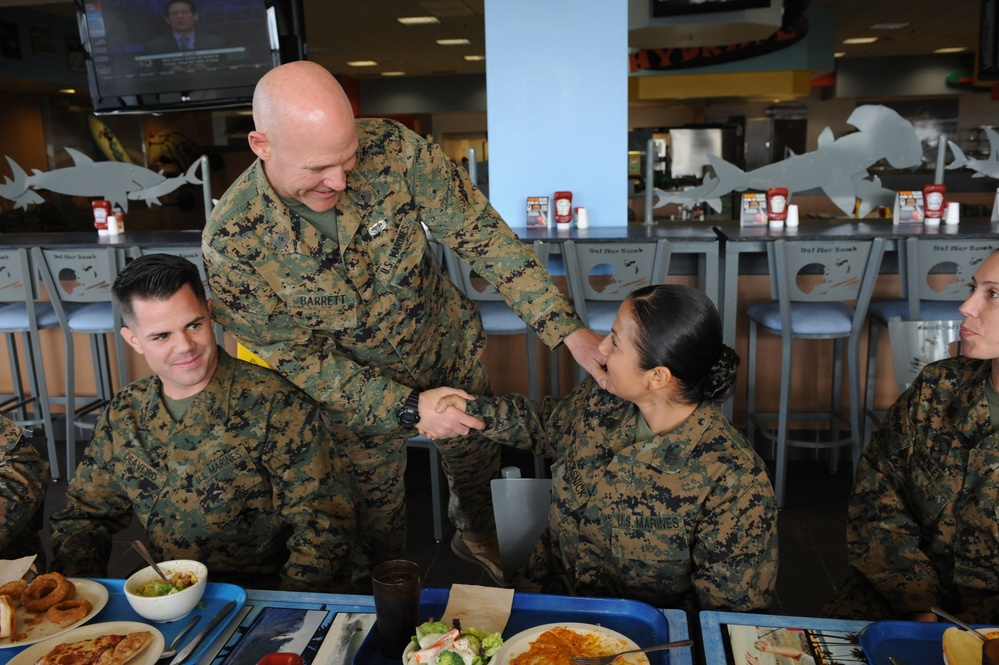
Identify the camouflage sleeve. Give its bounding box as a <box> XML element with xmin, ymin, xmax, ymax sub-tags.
<box><xmin>0</xmin><ymin>417</ymin><xmax>49</xmax><ymax>553</ymax></box>
<box><xmin>689</xmin><ymin>457</ymin><xmax>778</xmax><ymax>612</ymax></box>
<box><xmin>49</xmin><ymin>411</ymin><xmax>135</xmax><ymax>577</ymax></box>
<box><xmin>265</xmin><ymin>393</ymin><xmax>357</xmax><ymax>592</ymax></box>
<box><xmin>463</xmin><ymin>392</ymin><xmax>566</xmax><ymax>460</ymax></box>
<box><xmin>845</xmin><ymin>383</ymin><xmax>943</xmax><ymax>615</ymax></box>
<box><xmin>202</xmin><ymin>243</ymin><xmax>413</xmax><ymax>437</ymax></box>
<box><xmin>407</xmin><ymin>136</ymin><xmax>583</xmax><ymax>348</ymax></box>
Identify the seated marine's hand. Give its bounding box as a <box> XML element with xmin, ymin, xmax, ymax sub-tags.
<box><xmin>564</xmin><ymin>328</ymin><xmax>608</xmax><ymax>388</ymax></box>
<box><xmin>416</xmin><ymin>387</ymin><xmax>482</xmax><ymax>440</ymax></box>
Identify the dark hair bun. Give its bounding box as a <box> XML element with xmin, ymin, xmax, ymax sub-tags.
<box><xmin>699</xmin><ymin>345</ymin><xmax>740</xmax><ymax>404</ymax></box>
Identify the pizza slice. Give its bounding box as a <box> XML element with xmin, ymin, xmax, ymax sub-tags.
<box><xmin>33</xmin><ymin>630</ymin><xmax>154</xmax><ymax>665</ymax></box>
<box><xmin>97</xmin><ymin>631</ymin><xmax>156</xmax><ymax>665</ymax></box>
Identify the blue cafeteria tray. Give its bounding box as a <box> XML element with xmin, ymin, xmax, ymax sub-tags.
<box><xmin>859</xmin><ymin>620</ymin><xmax>998</xmax><ymax>665</ymax></box>
<box><xmin>91</xmin><ymin>578</ymin><xmax>248</xmax><ymax>665</ymax></box>
<box><xmin>353</xmin><ymin>587</ymin><xmax>675</xmax><ymax>665</ymax></box>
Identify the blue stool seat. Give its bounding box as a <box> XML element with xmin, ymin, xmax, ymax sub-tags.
<box><xmin>0</xmin><ymin>302</ymin><xmax>58</xmax><ymax>329</ymax></box>
<box><xmin>746</xmin><ymin>238</ymin><xmax>885</xmax><ymax>508</ymax></box>
<box><xmin>869</xmin><ymin>298</ymin><xmax>961</xmax><ymax>323</ymax></box>
<box><xmin>476</xmin><ymin>301</ymin><xmax>530</xmax><ymax>334</ymax></box>
<box><xmin>747</xmin><ymin>301</ymin><xmax>856</xmax><ymax>336</ymax></box>
<box><xmin>64</xmin><ymin>302</ymin><xmax>116</xmax><ymax>333</ymax></box>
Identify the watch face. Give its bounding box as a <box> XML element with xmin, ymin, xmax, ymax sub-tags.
<box><xmin>398</xmin><ymin>407</ymin><xmax>420</xmax><ymax>426</ymax></box>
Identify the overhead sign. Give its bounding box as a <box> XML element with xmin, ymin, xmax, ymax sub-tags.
<box><xmin>629</xmin><ymin>16</ymin><xmax>808</xmax><ymax>73</ymax></box>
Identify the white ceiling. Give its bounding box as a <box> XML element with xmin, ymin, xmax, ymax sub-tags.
<box><xmin>0</xmin><ymin>0</ymin><xmax>985</xmax><ymax>84</ymax></box>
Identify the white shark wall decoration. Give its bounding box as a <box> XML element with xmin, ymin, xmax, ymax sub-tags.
<box><xmin>653</xmin><ymin>104</ymin><xmax>925</xmax><ymax>218</ymax></box>
<box><xmin>0</xmin><ymin>147</ymin><xmax>203</xmax><ymax>213</ymax></box>
<box><xmin>947</xmin><ymin>126</ymin><xmax>999</xmax><ymax>180</ymax></box>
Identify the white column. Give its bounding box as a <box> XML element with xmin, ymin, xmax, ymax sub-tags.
<box><xmin>485</xmin><ymin>0</ymin><xmax>628</xmax><ymax>228</ymax></box>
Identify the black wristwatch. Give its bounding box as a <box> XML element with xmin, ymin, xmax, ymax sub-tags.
<box><xmin>397</xmin><ymin>388</ymin><xmax>421</xmax><ymax>427</ymax></box>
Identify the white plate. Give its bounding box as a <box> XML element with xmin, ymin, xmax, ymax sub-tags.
<box><xmin>492</xmin><ymin>623</ymin><xmax>649</xmax><ymax>665</ymax></box>
<box><xmin>0</xmin><ymin>578</ymin><xmax>110</xmax><ymax>649</ymax></box>
<box><xmin>941</xmin><ymin>625</ymin><xmax>999</xmax><ymax>665</ymax></box>
<box><xmin>7</xmin><ymin>621</ymin><xmax>164</xmax><ymax>665</ymax></box>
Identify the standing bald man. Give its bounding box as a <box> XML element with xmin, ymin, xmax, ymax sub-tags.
<box><xmin>203</xmin><ymin>61</ymin><xmax>604</xmax><ymax>584</ymax></box>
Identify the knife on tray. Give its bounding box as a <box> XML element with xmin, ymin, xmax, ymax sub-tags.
<box><xmin>168</xmin><ymin>600</ymin><xmax>237</xmax><ymax>665</ymax></box>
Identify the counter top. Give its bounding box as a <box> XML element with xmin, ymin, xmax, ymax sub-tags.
<box><xmin>510</xmin><ymin>223</ymin><xmax>719</xmax><ymax>243</ymax></box>
<box><xmin>0</xmin><ymin>230</ymin><xmax>204</xmax><ymax>249</ymax></box>
<box><xmin>714</xmin><ymin>218</ymin><xmax>999</xmax><ymax>242</ymax></box>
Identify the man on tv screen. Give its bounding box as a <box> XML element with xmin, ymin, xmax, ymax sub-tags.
<box><xmin>145</xmin><ymin>0</ymin><xmax>223</xmax><ymax>54</ymax></box>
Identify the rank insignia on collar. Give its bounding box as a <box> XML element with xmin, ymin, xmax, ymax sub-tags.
<box><xmin>368</xmin><ymin>219</ymin><xmax>388</xmax><ymax>238</ymax></box>
<box><xmin>354</xmin><ymin>189</ymin><xmax>373</xmax><ymax>204</ymax></box>
<box><xmin>273</xmin><ymin>231</ymin><xmax>290</xmax><ymax>250</ymax></box>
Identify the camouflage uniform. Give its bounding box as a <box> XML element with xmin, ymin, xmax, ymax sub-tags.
<box><xmin>824</xmin><ymin>357</ymin><xmax>999</xmax><ymax>623</ymax></box>
<box><xmin>49</xmin><ymin>350</ymin><xmax>359</xmax><ymax>592</ymax></box>
<box><xmin>461</xmin><ymin>379</ymin><xmax>778</xmax><ymax>612</ymax></box>
<box><xmin>0</xmin><ymin>415</ymin><xmax>49</xmax><ymax>563</ymax></box>
<box><xmin>202</xmin><ymin>118</ymin><xmax>582</xmax><ymax>561</ymax></box>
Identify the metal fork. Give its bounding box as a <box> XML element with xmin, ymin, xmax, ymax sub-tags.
<box><xmin>568</xmin><ymin>639</ymin><xmax>694</xmax><ymax>665</ymax></box>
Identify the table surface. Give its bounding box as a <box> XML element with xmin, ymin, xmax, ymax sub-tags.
<box><xmin>190</xmin><ymin>589</ymin><xmax>693</xmax><ymax>665</ymax></box>
<box><xmin>699</xmin><ymin>610</ymin><xmax>872</xmax><ymax>665</ymax></box>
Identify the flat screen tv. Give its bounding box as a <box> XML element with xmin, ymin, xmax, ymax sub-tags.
<box><xmin>651</xmin><ymin>0</ymin><xmax>770</xmax><ymax>17</ymax></box>
<box><xmin>76</xmin><ymin>0</ymin><xmax>303</xmax><ymax>114</ymax></box>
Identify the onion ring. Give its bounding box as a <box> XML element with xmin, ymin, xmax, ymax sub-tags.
<box><xmin>20</xmin><ymin>573</ymin><xmax>75</xmax><ymax>612</ymax></box>
<box><xmin>46</xmin><ymin>598</ymin><xmax>92</xmax><ymax>626</ymax></box>
<box><xmin>0</xmin><ymin>580</ymin><xmax>26</xmax><ymax>605</ymax></box>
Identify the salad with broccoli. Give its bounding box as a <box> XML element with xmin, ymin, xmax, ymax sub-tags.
<box><xmin>406</xmin><ymin>619</ymin><xmax>504</xmax><ymax>665</ymax></box>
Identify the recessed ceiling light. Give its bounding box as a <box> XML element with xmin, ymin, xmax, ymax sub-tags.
<box><xmin>843</xmin><ymin>37</ymin><xmax>878</xmax><ymax>44</ymax></box>
<box><xmin>397</xmin><ymin>16</ymin><xmax>440</xmax><ymax>25</ymax></box>
<box><xmin>381</xmin><ymin>71</ymin><xmax>406</xmax><ymax>76</ymax></box>
<box><xmin>59</xmin><ymin>88</ymin><xmax>76</xmax><ymax>94</ymax></box>
<box><xmin>935</xmin><ymin>47</ymin><xmax>967</xmax><ymax>53</ymax></box>
<box><xmin>436</xmin><ymin>38</ymin><xmax>471</xmax><ymax>46</ymax></box>
<box><xmin>869</xmin><ymin>22</ymin><xmax>910</xmax><ymax>30</ymax></box>
<box><xmin>464</xmin><ymin>55</ymin><xmax>485</xmax><ymax>61</ymax></box>
<box><xmin>347</xmin><ymin>60</ymin><xmax>378</xmax><ymax>67</ymax></box>
<box><xmin>834</xmin><ymin>51</ymin><xmax>846</xmax><ymax>58</ymax></box>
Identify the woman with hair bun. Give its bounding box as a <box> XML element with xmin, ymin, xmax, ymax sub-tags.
<box><xmin>437</xmin><ymin>284</ymin><xmax>777</xmax><ymax>612</ymax></box>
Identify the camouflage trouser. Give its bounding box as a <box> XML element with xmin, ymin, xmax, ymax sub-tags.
<box><xmin>824</xmin><ymin>571</ymin><xmax>997</xmax><ymax>623</ymax></box>
<box><xmin>345</xmin><ymin>365</ymin><xmax>499</xmax><ymax>572</ymax></box>
<box><xmin>822</xmin><ymin>572</ymin><xmax>901</xmax><ymax>620</ymax></box>
<box><xmin>346</xmin><ymin>428</ymin><xmax>501</xmax><ymax>568</ymax></box>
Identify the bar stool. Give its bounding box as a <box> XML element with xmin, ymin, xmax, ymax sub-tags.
<box><xmin>405</xmin><ymin>433</ymin><xmax>447</xmax><ymax>543</ymax></box>
<box><xmin>886</xmin><ymin>317</ymin><xmax>962</xmax><ymax>391</ymax></box>
<box><xmin>442</xmin><ymin>243</ymin><xmax>544</xmax><ymax>403</ymax></box>
<box><xmin>441</xmin><ymin>241</ymin><xmax>550</xmax><ymax>477</ymax></box>
<box><xmin>32</xmin><ymin>246</ymin><xmax>127</xmax><ymax>478</ymax></box>
<box><xmin>490</xmin><ymin>466</ymin><xmax>551</xmax><ymax>580</ymax></box>
<box><xmin>745</xmin><ymin>238</ymin><xmax>884</xmax><ymax>508</ymax></box>
<box><xmin>562</xmin><ymin>238</ymin><xmax>671</xmax><ymax>382</ymax></box>
<box><xmin>863</xmin><ymin>237</ymin><xmax>998</xmax><ymax>440</ymax></box>
<box><xmin>0</xmin><ymin>247</ymin><xmax>60</xmax><ymax>479</ymax></box>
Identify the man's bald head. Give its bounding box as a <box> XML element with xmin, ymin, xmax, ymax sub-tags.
<box><xmin>252</xmin><ymin>61</ymin><xmax>354</xmax><ymax>140</ymax></box>
<box><xmin>247</xmin><ymin>61</ymin><xmax>359</xmax><ymax>212</ymax></box>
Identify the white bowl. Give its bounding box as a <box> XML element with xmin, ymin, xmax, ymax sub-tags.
<box><xmin>124</xmin><ymin>559</ymin><xmax>207</xmax><ymax>623</ymax></box>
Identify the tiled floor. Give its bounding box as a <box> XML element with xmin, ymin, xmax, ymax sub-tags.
<box><xmin>36</xmin><ymin>442</ymin><xmax>853</xmax><ymax>619</ymax></box>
